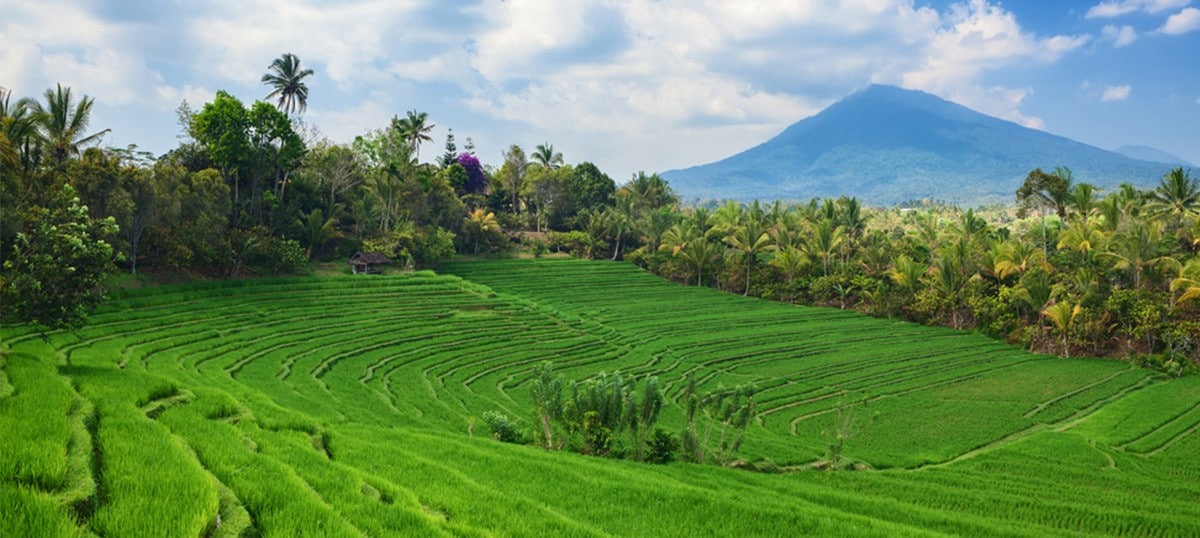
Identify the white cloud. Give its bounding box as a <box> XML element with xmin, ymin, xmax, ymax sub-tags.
<box><xmin>1160</xmin><ymin>7</ymin><xmax>1200</xmax><ymax>34</ymax></box>
<box><xmin>1</xmin><ymin>0</ymin><xmax>1101</xmax><ymax>178</ymax></box>
<box><xmin>1101</xmin><ymin>24</ymin><xmax>1139</xmax><ymax>46</ymax></box>
<box><xmin>896</xmin><ymin>0</ymin><xmax>1085</xmax><ymax>128</ymax></box>
<box><xmin>1086</xmin><ymin>0</ymin><xmax>1190</xmax><ymax>18</ymax></box>
<box><xmin>1102</xmin><ymin>85</ymin><xmax>1133</xmax><ymax>101</ymax></box>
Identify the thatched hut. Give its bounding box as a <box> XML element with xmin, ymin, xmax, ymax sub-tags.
<box><xmin>349</xmin><ymin>251</ymin><xmax>389</xmax><ymax>274</ymax></box>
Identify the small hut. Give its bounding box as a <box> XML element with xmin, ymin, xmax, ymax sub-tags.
<box><xmin>349</xmin><ymin>251</ymin><xmax>390</xmax><ymax>274</ymax></box>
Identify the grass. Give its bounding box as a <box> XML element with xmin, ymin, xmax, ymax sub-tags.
<box><xmin>1</xmin><ymin>257</ymin><xmax>1197</xmax><ymax>536</ymax></box>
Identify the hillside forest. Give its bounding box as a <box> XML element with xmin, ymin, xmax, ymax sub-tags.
<box><xmin>2</xmin><ymin>55</ymin><xmax>1198</xmax><ymax>373</ymax></box>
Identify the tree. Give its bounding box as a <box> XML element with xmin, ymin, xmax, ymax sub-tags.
<box><xmin>1016</xmin><ymin>167</ymin><xmax>1072</xmax><ymax>253</ymax></box>
<box><xmin>463</xmin><ymin>208</ymin><xmax>501</xmax><ymax>254</ymax></box>
<box><xmin>392</xmin><ymin>110</ymin><xmax>434</xmax><ymax>159</ymax></box>
<box><xmin>807</xmin><ymin>219</ymin><xmax>845</xmax><ymax>276</ymax></box>
<box><xmin>31</xmin><ymin>84</ymin><xmax>110</xmax><ymax>170</ymax></box>
<box><xmin>517</xmin><ymin>363</ymin><xmax>561</xmax><ymax>444</ymax></box>
<box><xmin>724</xmin><ymin>214</ymin><xmax>773</xmax><ymax>296</ymax></box>
<box><xmin>500</xmin><ymin>145</ymin><xmax>529</xmax><ymax>214</ymax></box>
<box><xmin>438</xmin><ymin>129</ymin><xmax>458</xmax><ymax>168</ymax></box>
<box><xmin>532</xmin><ymin>142</ymin><xmax>563</xmax><ymax>170</ymax></box>
<box><xmin>1042</xmin><ymin>301</ymin><xmax>1082</xmax><ymax>357</ymax></box>
<box><xmin>117</xmin><ymin>165</ymin><xmax>158</xmax><ymax>274</ymax></box>
<box><xmin>1170</xmin><ymin>257</ymin><xmax>1200</xmax><ymax>304</ymax></box>
<box><xmin>1</xmin><ymin>184</ymin><xmax>118</xmax><ymax>331</ymax></box>
<box><xmin>1148</xmin><ymin>167</ymin><xmax>1199</xmax><ymax>227</ymax></box>
<box><xmin>261</xmin><ymin>53</ymin><xmax>315</xmax><ymax>115</ymax></box>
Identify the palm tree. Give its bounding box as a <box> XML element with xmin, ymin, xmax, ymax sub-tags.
<box><xmin>1101</xmin><ymin>220</ymin><xmax>1170</xmax><ymax>291</ymax></box>
<box><xmin>532</xmin><ymin>142</ymin><xmax>563</xmax><ymax>170</ymax></box>
<box><xmin>607</xmin><ymin>192</ymin><xmax>636</xmax><ymax>260</ymax></box>
<box><xmin>1148</xmin><ymin>167</ymin><xmax>1199</xmax><ymax>227</ymax></box>
<box><xmin>676</xmin><ymin>236</ymin><xmax>723</xmax><ymax>287</ymax></box>
<box><xmin>392</xmin><ymin>110</ymin><xmax>435</xmax><ymax>159</ymax></box>
<box><xmin>1041</xmin><ymin>301</ymin><xmax>1081</xmax><ymax>357</ymax></box>
<box><xmin>770</xmin><ymin>246</ymin><xmax>809</xmax><ymax>302</ymax></box>
<box><xmin>262</xmin><ymin>53</ymin><xmax>315</xmax><ymax>115</ymax></box>
<box><xmin>298</xmin><ymin>207</ymin><xmax>341</xmax><ymax>259</ymax></box>
<box><xmin>30</xmin><ymin>84</ymin><xmax>110</xmax><ymax>169</ymax></box>
<box><xmin>806</xmin><ymin>219</ymin><xmax>845</xmax><ymax>276</ymax></box>
<box><xmin>724</xmin><ymin>216</ymin><xmax>773</xmax><ymax>296</ymax></box>
<box><xmin>464</xmin><ymin>208</ymin><xmax>501</xmax><ymax>254</ymax></box>
<box><xmin>0</xmin><ymin>89</ymin><xmax>39</xmax><ymax>172</ymax></box>
<box><xmin>1066</xmin><ymin>182</ymin><xmax>1100</xmax><ymax>223</ymax></box>
<box><xmin>1170</xmin><ymin>257</ymin><xmax>1200</xmax><ymax>304</ymax></box>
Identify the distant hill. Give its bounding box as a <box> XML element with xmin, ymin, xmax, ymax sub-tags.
<box><xmin>662</xmin><ymin>84</ymin><xmax>1174</xmax><ymax>205</ymax></box>
<box><xmin>1114</xmin><ymin>145</ymin><xmax>1194</xmax><ymax>166</ymax></box>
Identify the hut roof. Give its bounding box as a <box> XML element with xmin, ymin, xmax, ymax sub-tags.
<box><xmin>349</xmin><ymin>251</ymin><xmax>390</xmax><ymax>265</ymax></box>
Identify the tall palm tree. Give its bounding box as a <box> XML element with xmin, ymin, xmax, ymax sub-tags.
<box><xmin>392</xmin><ymin>110</ymin><xmax>435</xmax><ymax>159</ymax></box>
<box><xmin>532</xmin><ymin>142</ymin><xmax>563</xmax><ymax>170</ymax></box>
<box><xmin>607</xmin><ymin>192</ymin><xmax>636</xmax><ymax>260</ymax></box>
<box><xmin>1101</xmin><ymin>220</ymin><xmax>1170</xmax><ymax>291</ymax></box>
<box><xmin>1041</xmin><ymin>301</ymin><xmax>1081</xmax><ymax>357</ymax></box>
<box><xmin>30</xmin><ymin>84</ymin><xmax>109</xmax><ymax>169</ymax></box>
<box><xmin>724</xmin><ymin>216</ymin><xmax>773</xmax><ymax>296</ymax></box>
<box><xmin>0</xmin><ymin>89</ymin><xmax>40</xmax><ymax>172</ymax></box>
<box><xmin>262</xmin><ymin>53</ymin><xmax>315</xmax><ymax>115</ymax></box>
<box><xmin>1148</xmin><ymin>167</ymin><xmax>1199</xmax><ymax>226</ymax></box>
<box><xmin>806</xmin><ymin>219</ymin><xmax>845</xmax><ymax>276</ymax></box>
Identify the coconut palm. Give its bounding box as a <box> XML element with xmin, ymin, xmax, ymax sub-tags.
<box><xmin>1147</xmin><ymin>167</ymin><xmax>1200</xmax><ymax>226</ymax></box>
<box><xmin>262</xmin><ymin>53</ymin><xmax>315</xmax><ymax>115</ymax></box>
<box><xmin>771</xmin><ymin>246</ymin><xmax>809</xmax><ymax>302</ymax></box>
<box><xmin>0</xmin><ymin>89</ymin><xmax>40</xmax><ymax>172</ymax></box>
<box><xmin>806</xmin><ymin>219</ymin><xmax>845</xmax><ymax>276</ymax></box>
<box><xmin>464</xmin><ymin>208</ymin><xmax>501</xmax><ymax>254</ymax></box>
<box><xmin>724</xmin><ymin>216</ymin><xmax>773</xmax><ymax>296</ymax></box>
<box><xmin>392</xmin><ymin>110</ymin><xmax>435</xmax><ymax>159</ymax></box>
<box><xmin>1101</xmin><ymin>220</ymin><xmax>1171</xmax><ymax>291</ymax></box>
<box><xmin>1170</xmin><ymin>257</ymin><xmax>1200</xmax><ymax>304</ymax></box>
<box><xmin>30</xmin><ymin>84</ymin><xmax>110</xmax><ymax>168</ymax></box>
<box><xmin>532</xmin><ymin>142</ymin><xmax>563</xmax><ymax>170</ymax></box>
<box><xmin>1042</xmin><ymin>301</ymin><xmax>1082</xmax><ymax>357</ymax></box>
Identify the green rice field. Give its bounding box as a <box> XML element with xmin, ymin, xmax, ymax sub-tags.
<box><xmin>2</xmin><ymin>258</ymin><xmax>1198</xmax><ymax>536</ymax></box>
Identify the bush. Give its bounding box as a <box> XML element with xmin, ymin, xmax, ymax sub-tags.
<box><xmin>645</xmin><ymin>428</ymin><xmax>678</xmax><ymax>464</ymax></box>
<box><xmin>480</xmin><ymin>411</ymin><xmax>524</xmax><ymax>443</ymax></box>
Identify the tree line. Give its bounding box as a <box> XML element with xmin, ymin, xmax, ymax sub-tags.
<box><xmin>2</xmin><ymin>53</ymin><xmax>1197</xmax><ymax>377</ymax></box>
<box><xmin>0</xmin><ymin>54</ymin><xmax>624</xmax><ymax>329</ymax></box>
<box><xmin>542</xmin><ymin>167</ymin><xmax>1199</xmax><ymax>375</ymax></box>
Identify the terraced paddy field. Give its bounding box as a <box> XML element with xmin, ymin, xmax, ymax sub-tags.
<box><xmin>2</xmin><ymin>258</ymin><xmax>1199</xmax><ymax>536</ymax></box>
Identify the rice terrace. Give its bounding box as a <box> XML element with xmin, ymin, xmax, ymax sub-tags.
<box><xmin>3</xmin><ymin>258</ymin><xmax>1198</xmax><ymax>536</ymax></box>
<box><xmin>5</xmin><ymin>2</ymin><xmax>1200</xmax><ymax>536</ymax></box>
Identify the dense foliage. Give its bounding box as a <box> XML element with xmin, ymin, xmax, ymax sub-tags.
<box><xmin>550</xmin><ymin>168</ymin><xmax>1200</xmax><ymax>371</ymax></box>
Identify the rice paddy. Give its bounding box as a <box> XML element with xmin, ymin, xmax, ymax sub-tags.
<box><xmin>2</xmin><ymin>258</ymin><xmax>1198</xmax><ymax>536</ymax></box>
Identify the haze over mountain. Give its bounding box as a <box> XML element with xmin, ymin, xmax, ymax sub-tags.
<box><xmin>662</xmin><ymin>85</ymin><xmax>1176</xmax><ymax>206</ymax></box>
<box><xmin>1114</xmin><ymin>145</ymin><xmax>1194</xmax><ymax>167</ymax></box>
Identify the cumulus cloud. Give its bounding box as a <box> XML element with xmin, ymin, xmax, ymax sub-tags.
<box><xmin>1102</xmin><ymin>85</ymin><xmax>1132</xmax><ymax>101</ymax></box>
<box><xmin>1086</xmin><ymin>0</ymin><xmax>1190</xmax><ymax>18</ymax></box>
<box><xmin>2</xmin><ymin>0</ymin><xmax>1099</xmax><ymax>177</ymax></box>
<box><xmin>1101</xmin><ymin>24</ymin><xmax>1138</xmax><ymax>46</ymax></box>
<box><xmin>1160</xmin><ymin>7</ymin><xmax>1200</xmax><ymax>34</ymax></box>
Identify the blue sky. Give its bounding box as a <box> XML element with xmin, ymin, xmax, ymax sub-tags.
<box><xmin>4</xmin><ymin>0</ymin><xmax>1198</xmax><ymax>180</ymax></box>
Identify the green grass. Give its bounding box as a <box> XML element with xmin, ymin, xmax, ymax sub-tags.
<box><xmin>1</xmin><ymin>258</ymin><xmax>1197</xmax><ymax>536</ymax></box>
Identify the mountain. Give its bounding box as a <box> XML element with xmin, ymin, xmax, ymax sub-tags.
<box><xmin>662</xmin><ymin>84</ymin><xmax>1174</xmax><ymax>205</ymax></box>
<box><xmin>1114</xmin><ymin>145</ymin><xmax>1194</xmax><ymax>166</ymax></box>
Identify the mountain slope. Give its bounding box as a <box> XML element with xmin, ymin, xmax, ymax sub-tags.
<box><xmin>663</xmin><ymin>85</ymin><xmax>1173</xmax><ymax>205</ymax></box>
<box><xmin>1115</xmin><ymin>145</ymin><xmax>1194</xmax><ymax>166</ymax></box>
